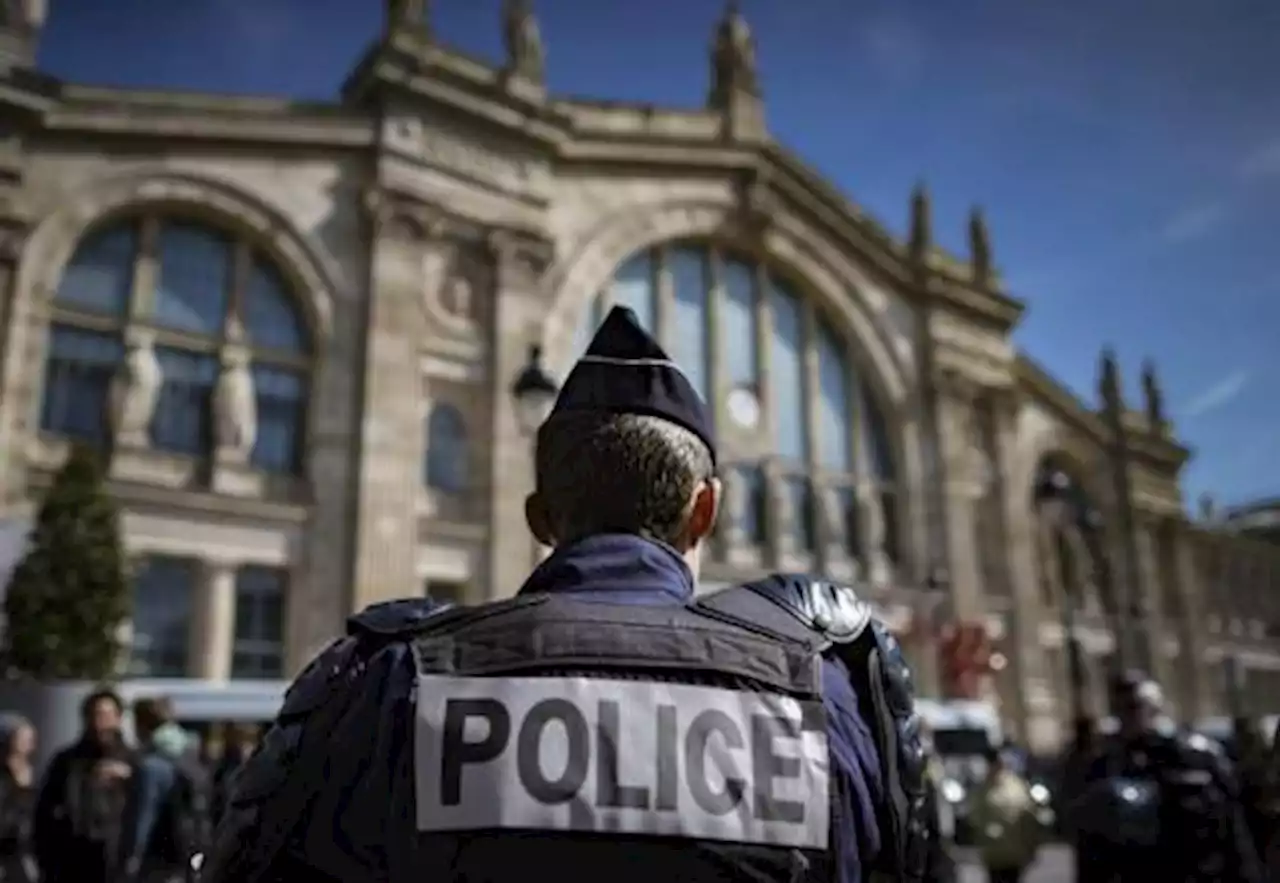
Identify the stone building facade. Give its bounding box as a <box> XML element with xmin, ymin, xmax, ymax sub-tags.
<box><xmin>0</xmin><ymin>1</ymin><xmax>1275</xmax><ymax>750</ymax></box>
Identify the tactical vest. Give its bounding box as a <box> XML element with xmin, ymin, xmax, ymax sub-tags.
<box><xmin>698</xmin><ymin>579</ymin><xmax>929</xmax><ymax>883</ymax></box>
<box><xmin>391</xmin><ymin>593</ymin><xmax>838</xmax><ymax>883</ymax></box>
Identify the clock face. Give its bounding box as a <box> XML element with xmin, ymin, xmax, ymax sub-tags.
<box><xmin>726</xmin><ymin>387</ymin><xmax>761</xmax><ymax>430</ymax></box>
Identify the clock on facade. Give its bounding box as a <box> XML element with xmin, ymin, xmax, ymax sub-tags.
<box><xmin>726</xmin><ymin>386</ymin><xmax>761</xmax><ymax>430</ymax></box>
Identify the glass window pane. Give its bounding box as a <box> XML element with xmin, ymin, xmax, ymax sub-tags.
<box><xmin>612</xmin><ymin>252</ymin><xmax>655</xmax><ymax>333</ymax></box>
<box><xmin>862</xmin><ymin>383</ymin><xmax>895</xmax><ymax>481</ymax></box>
<box><xmin>129</xmin><ymin>555</ymin><xmax>196</xmax><ymax>678</ymax></box>
<box><xmin>424</xmin><ymin>581</ymin><xmax>466</xmax><ymax>604</ymax></box>
<box><xmin>721</xmin><ymin>258</ymin><xmax>758</xmax><ymax>388</ymax></box>
<box><xmin>251</xmin><ymin>365</ymin><xmax>305</xmax><ymax>474</ymax></box>
<box><xmin>669</xmin><ymin>248</ymin><xmax>710</xmax><ymax>403</ymax></box>
<box><xmin>817</xmin><ymin>320</ymin><xmax>853</xmax><ymax>472</ymax></box>
<box><xmin>153</xmin><ymin>223</ymin><xmax>231</xmax><ymax>336</ymax></box>
<box><xmin>244</xmin><ymin>257</ymin><xmax>306</xmax><ymax>354</ymax></box>
<box><xmin>40</xmin><ymin>326</ymin><xmax>123</xmax><ymax>444</ymax></box>
<box><xmin>425</xmin><ymin>404</ymin><xmax>468</xmax><ymax>493</ymax></box>
<box><xmin>769</xmin><ymin>278</ymin><xmax>807</xmax><ymax>461</ymax></box>
<box><xmin>150</xmin><ymin>347</ymin><xmax>219</xmax><ymax>456</ymax></box>
<box><xmin>56</xmin><ymin>224</ymin><xmax>136</xmax><ymax>316</ymax></box>
<box><xmin>233</xmin><ymin>566</ymin><xmax>285</xmax><ymax>680</ymax></box>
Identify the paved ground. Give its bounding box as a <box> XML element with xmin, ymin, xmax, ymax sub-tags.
<box><xmin>955</xmin><ymin>844</ymin><xmax>1074</xmax><ymax>883</ymax></box>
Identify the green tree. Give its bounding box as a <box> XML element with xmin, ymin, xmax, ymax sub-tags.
<box><xmin>3</xmin><ymin>445</ymin><xmax>129</xmax><ymax>680</ymax></box>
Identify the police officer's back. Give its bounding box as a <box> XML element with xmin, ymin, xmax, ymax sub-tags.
<box><xmin>205</xmin><ymin>307</ymin><xmax>909</xmax><ymax>883</ymax></box>
<box><xmin>1072</xmin><ymin>672</ymin><xmax>1264</xmax><ymax>883</ymax></box>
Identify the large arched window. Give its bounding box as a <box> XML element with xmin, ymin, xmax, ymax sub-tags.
<box><xmin>40</xmin><ymin>215</ymin><xmax>311</xmax><ymax>474</ymax></box>
<box><xmin>575</xmin><ymin>242</ymin><xmax>898</xmax><ymax>571</ymax></box>
<box><xmin>424</xmin><ymin>404</ymin><xmax>469</xmax><ymax>494</ymax></box>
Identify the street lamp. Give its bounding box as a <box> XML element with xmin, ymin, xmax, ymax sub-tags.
<box><xmin>1034</xmin><ymin>467</ymin><xmax>1091</xmax><ymax>728</ymax></box>
<box><xmin>510</xmin><ymin>344</ymin><xmax>560</xmax><ymax>437</ymax></box>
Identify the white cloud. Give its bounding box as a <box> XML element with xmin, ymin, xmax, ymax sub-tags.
<box><xmin>1159</xmin><ymin>201</ymin><xmax>1228</xmax><ymax>244</ymax></box>
<box><xmin>1180</xmin><ymin>369</ymin><xmax>1251</xmax><ymax>418</ymax></box>
<box><xmin>1238</xmin><ymin>138</ymin><xmax>1280</xmax><ymax>180</ymax></box>
<box><xmin>862</xmin><ymin>18</ymin><xmax>927</xmax><ymax>86</ymax></box>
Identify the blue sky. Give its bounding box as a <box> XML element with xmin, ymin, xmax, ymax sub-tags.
<box><xmin>38</xmin><ymin>0</ymin><xmax>1280</xmax><ymax>507</ymax></box>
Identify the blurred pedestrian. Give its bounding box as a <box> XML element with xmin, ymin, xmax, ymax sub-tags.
<box><xmin>0</xmin><ymin>714</ymin><xmax>38</xmax><ymax>882</ymax></box>
<box><xmin>211</xmin><ymin>723</ymin><xmax>257</xmax><ymax>825</ymax></box>
<box><xmin>970</xmin><ymin>746</ymin><xmax>1041</xmax><ymax>883</ymax></box>
<box><xmin>1072</xmin><ymin>672</ymin><xmax>1263</xmax><ymax>883</ymax></box>
<box><xmin>119</xmin><ymin>697</ymin><xmax>212</xmax><ymax>883</ymax></box>
<box><xmin>33</xmin><ymin>687</ymin><xmax>135</xmax><ymax>883</ymax></box>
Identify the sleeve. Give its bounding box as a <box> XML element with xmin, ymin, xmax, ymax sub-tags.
<box><xmin>1209</xmin><ymin>753</ymin><xmax>1266</xmax><ymax>883</ymax></box>
<box><xmin>202</xmin><ymin>634</ymin><xmax>419</xmax><ymax>883</ymax></box>
<box><xmin>821</xmin><ymin>655</ymin><xmax>883</xmax><ymax>883</ymax></box>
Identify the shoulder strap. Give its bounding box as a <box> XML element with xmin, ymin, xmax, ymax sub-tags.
<box><xmin>412</xmin><ymin>594</ymin><xmax>823</xmax><ymax>697</ymax></box>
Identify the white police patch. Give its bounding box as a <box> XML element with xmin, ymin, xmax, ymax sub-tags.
<box><xmin>414</xmin><ymin>674</ymin><xmax>830</xmax><ymax>848</ymax></box>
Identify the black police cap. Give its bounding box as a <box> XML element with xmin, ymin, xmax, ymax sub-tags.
<box><xmin>550</xmin><ymin>305</ymin><xmax>717</xmax><ymax>465</ymax></box>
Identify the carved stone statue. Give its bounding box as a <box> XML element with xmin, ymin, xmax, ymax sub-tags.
<box><xmin>109</xmin><ymin>331</ymin><xmax>160</xmax><ymax>447</ymax></box>
<box><xmin>503</xmin><ymin>0</ymin><xmax>545</xmax><ymax>83</ymax></box>
<box><xmin>444</xmin><ymin>273</ymin><xmax>473</xmax><ymax>321</ymax></box>
<box><xmin>821</xmin><ymin>486</ymin><xmax>849</xmax><ymax>557</ymax></box>
<box><xmin>213</xmin><ymin>347</ymin><xmax>257</xmax><ymax>462</ymax></box>
<box><xmin>721</xmin><ymin>467</ymin><xmax>748</xmax><ymax>545</ymax></box>
<box><xmin>387</xmin><ymin>0</ymin><xmax>428</xmax><ymax>31</ymax></box>
<box><xmin>711</xmin><ymin>1</ymin><xmax>758</xmax><ymax>97</ymax></box>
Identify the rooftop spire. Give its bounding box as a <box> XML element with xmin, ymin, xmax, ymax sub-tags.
<box><xmin>909</xmin><ymin>182</ymin><xmax>931</xmax><ymax>262</ymax></box>
<box><xmin>386</xmin><ymin>0</ymin><xmax>429</xmax><ymax>34</ymax></box>
<box><xmin>709</xmin><ymin>0</ymin><xmax>760</xmax><ymax>103</ymax></box>
<box><xmin>1100</xmin><ymin>347</ymin><xmax>1123</xmax><ymax>410</ymax></box>
<box><xmin>502</xmin><ymin>0</ymin><xmax>545</xmax><ymax>85</ymax></box>
<box><xmin>1141</xmin><ymin>359</ymin><xmax>1165</xmax><ymax>431</ymax></box>
<box><xmin>968</xmin><ymin>206</ymin><xmax>991</xmax><ymax>286</ymax></box>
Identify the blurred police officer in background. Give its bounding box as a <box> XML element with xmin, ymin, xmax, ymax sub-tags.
<box><xmin>202</xmin><ymin>306</ymin><xmax>927</xmax><ymax>883</ymax></box>
<box><xmin>1071</xmin><ymin>671</ymin><xmax>1263</xmax><ymax>883</ymax></box>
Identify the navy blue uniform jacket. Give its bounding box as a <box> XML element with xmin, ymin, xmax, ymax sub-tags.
<box><xmin>281</xmin><ymin>535</ymin><xmax>884</xmax><ymax>883</ymax></box>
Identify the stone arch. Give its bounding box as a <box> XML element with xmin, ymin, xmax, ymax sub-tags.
<box><xmin>16</xmin><ymin>166</ymin><xmax>339</xmax><ymax>344</ymax></box>
<box><xmin>540</xmin><ymin>198</ymin><xmax>910</xmax><ymax>410</ymax></box>
<box><xmin>540</xmin><ymin>196</ymin><xmax>924</xmax><ymax>578</ymax></box>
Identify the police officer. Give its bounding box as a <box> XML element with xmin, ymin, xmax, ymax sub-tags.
<box><xmin>203</xmin><ymin>306</ymin><xmax>921</xmax><ymax>883</ymax></box>
<box><xmin>1072</xmin><ymin>671</ymin><xmax>1264</xmax><ymax>883</ymax></box>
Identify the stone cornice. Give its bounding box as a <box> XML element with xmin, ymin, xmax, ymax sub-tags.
<box><xmin>1015</xmin><ymin>353</ymin><xmax>1191</xmax><ymax>473</ymax></box>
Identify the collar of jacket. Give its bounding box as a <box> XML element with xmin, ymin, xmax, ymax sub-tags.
<box><xmin>517</xmin><ymin>533</ymin><xmax>695</xmax><ymax>602</ymax></box>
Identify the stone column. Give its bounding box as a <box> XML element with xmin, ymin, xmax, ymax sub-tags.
<box><xmin>1170</xmin><ymin>525</ymin><xmax>1213</xmax><ymax>719</ymax></box>
<box><xmin>486</xmin><ymin>230</ymin><xmax>554</xmax><ymax>599</ymax></box>
<box><xmin>349</xmin><ymin>192</ymin><xmax>437</xmax><ymax>611</ymax></box>
<box><xmin>1134</xmin><ymin>517</ymin><xmax>1174</xmax><ymax>699</ymax></box>
<box><xmin>991</xmin><ymin>391</ymin><xmax>1056</xmax><ymax>751</ymax></box>
<box><xmin>934</xmin><ymin>373</ymin><xmax>984</xmax><ymax>620</ymax></box>
<box><xmin>189</xmin><ymin>560</ymin><xmax>237</xmax><ymax>682</ymax></box>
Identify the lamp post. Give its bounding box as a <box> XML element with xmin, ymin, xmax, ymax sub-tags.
<box><xmin>511</xmin><ymin>343</ymin><xmax>560</xmax><ymax>563</ymax></box>
<box><xmin>1034</xmin><ymin>468</ymin><xmax>1092</xmax><ymax>727</ymax></box>
<box><xmin>510</xmin><ymin>344</ymin><xmax>560</xmax><ymax>438</ymax></box>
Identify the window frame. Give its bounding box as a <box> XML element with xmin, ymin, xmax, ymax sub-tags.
<box><xmin>39</xmin><ymin>211</ymin><xmax>313</xmax><ymax>472</ymax></box>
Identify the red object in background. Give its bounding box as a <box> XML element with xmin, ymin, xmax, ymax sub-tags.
<box><xmin>940</xmin><ymin>620</ymin><xmax>993</xmax><ymax>699</ymax></box>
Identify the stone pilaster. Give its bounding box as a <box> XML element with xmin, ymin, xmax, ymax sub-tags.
<box><xmin>486</xmin><ymin>228</ymin><xmax>554</xmax><ymax>599</ymax></box>
<box><xmin>349</xmin><ymin>191</ymin><xmax>437</xmax><ymax>611</ymax></box>
<box><xmin>1169</xmin><ymin>525</ymin><xmax>1214</xmax><ymax>719</ymax></box>
<box><xmin>991</xmin><ymin>392</ymin><xmax>1056</xmax><ymax>750</ymax></box>
<box><xmin>934</xmin><ymin>372</ymin><xmax>984</xmax><ymax>620</ymax></box>
<box><xmin>189</xmin><ymin>560</ymin><xmax>237</xmax><ymax>682</ymax></box>
<box><xmin>1134</xmin><ymin>517</ymin><xmax>1174</xmax><ymax>702</ymax></box>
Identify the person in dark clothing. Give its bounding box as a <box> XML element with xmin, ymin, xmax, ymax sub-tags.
<box><xmin>34</xmin><ymin>687</ymin><xmax>135</xmax><ymax>883</ymax></box>
<box><xmin>212</xmin><ymin>724</ymin><xmax>259</xmax><ymax>825</ymax></box>
<box><xmin>1072</xmin><ymin>673</ymin><xmax>1263</xmax><ymax>883</ymax></box>
<box><xmin>119</xmin><ymin>696</ymin><xmax>211</xmax><ymax>883</ymax></box>
<box><xmin>0</xmin><ymin>715</ymin><xmax>38</xmax><ymax>883</ymax></box>
<box><xmin>204</xmin><ymin>306</ymin><xmax>903</xmax><ymax>883</ymax></box>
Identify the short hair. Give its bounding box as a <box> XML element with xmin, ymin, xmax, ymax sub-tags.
<box><xmin>80</xmin><ymin>687</ymin><xmax>123</xmax><ymax>722</ymax></box>
<box><xmin>535</xmin><ymin>411</ymin><xmax>715</xmax><ymax>546</ymax></box>
<box><xmin>132</xmin><ymin>696</ymin><xmax>174</xmax><ymax>733</ymax></box>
